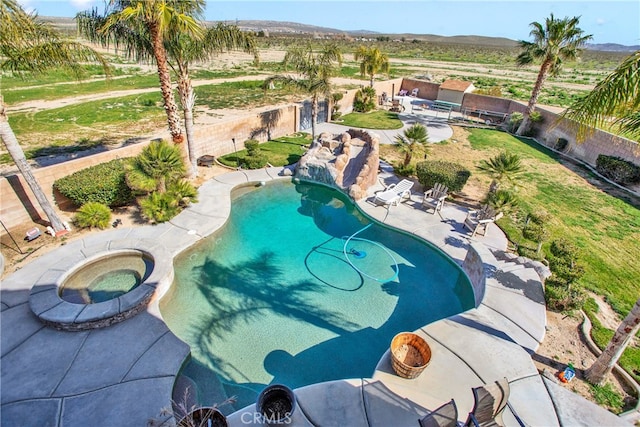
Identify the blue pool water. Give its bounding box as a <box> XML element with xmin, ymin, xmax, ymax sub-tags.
<box><xmin>160</xmin><ymin>180</ymin><xmax>474</xmax><ymax>409</ymax></box>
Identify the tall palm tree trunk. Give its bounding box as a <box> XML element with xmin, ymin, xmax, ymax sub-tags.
<box><xmin>586</xmin><ymin>298</ymin><xmax>640</xmax><ymax>385</ymax></box>
<box><xmin>149</xmin><ymin>23</ymin><xmax>184</xmax><ymax>146</ymax></box>
<box><xmin>370</xmin><ymin>75</ymin><xmax>374</xmax><ymax>87</ymax></box>
<box><xmin>311</xmin><ymin>95</ymin><xmax>318</xmax><ymax>141</ymax></box>
<box><xmin>177</xmin><ymin>75</ymin><xmax>198</xmax><ymax>178</ymax></box>
<box><xmin>516</xmin><ymin>60</ymin><xmax>552</xmax><ymax>136</ymax></box>
<box><xmin>1</xmin><ymin>103</ymin><xmax>65</xmax><ymax>233</ymax></box>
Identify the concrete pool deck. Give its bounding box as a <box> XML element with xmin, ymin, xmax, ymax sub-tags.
<box><xmin>0</xmin><ymin>166</ymin><xmax>630</xmax><ymax>426</ymax></box>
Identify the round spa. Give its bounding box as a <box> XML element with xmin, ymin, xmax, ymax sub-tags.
<box><xmin>60</xmin><ymin>251</ymin><xmax>153</xmax><ymax>304</ymax></box>
<box><xmin>29</xmin><ymin>239</ymin><xmax>173</xmax><ymax>331</ymax></box>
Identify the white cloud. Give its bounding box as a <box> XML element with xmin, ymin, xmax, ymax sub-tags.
<box><xmin>596</xmin><ymin>18</ymin><xmax>606</xmax><ymax>25</ymax></box>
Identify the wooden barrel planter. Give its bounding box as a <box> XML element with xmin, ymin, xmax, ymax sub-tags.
<box><xmin>390</xmin><ymin>332</ymin><xmax>432</xmax><ymax>379</ymax></box>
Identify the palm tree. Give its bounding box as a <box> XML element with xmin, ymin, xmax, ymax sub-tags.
<box><xmin>394</xmin><ymin>123</ymin><xmax>429</xmax><ymax>166</ymax></box>
<box><xmin>560</xmin><ymin>50</ymin><xmax>640</xmax><ymax>142</ymax></box>
<box><xmin>79</xmin><ymin>0</ymin><xmax>204</xmax><ymax>148</ymax></box>
<box><xmin>354</xmin><ymin>46</ymin><xmax>390</xmax><ymax>87</ymax></box>
<box><xmin>126</xmin><ymin>140</ymin><xmax>185</xmax><ymax>193</ymax></box>
<box><xmin>515</xmin><ymin>14</ymin><xmax>592</xmax><ymax>136</ymax></box>
<box><xmin>0</xmin><ymin>0</ymin><xmax>109</xmax><ymax>234</ymax></box>
<box><xmin>263</xmin><ymin>43</ymin><xmax>342</xmax><ymax>141</ymax></box>
<box><xmin>477</xmin><ymin>152</ymin><xmax>524</xmax><ymax>189</ymax></box>
<box><xmin>586</xmin><ymin>298</ymin><xmax>640</xmax><ymax>385</ymax></box>
<box><xmin>166</xmin><ymin>23</ymin><xmax>259</xmax><ymax>177</ymax></box>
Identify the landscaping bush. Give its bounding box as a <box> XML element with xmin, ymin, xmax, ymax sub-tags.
<box><xmin>54</xmin><ymin>159</ymin><xmax>133</xmax><ymax>207</ymax></box>
<box><xmin>353</xmin><ymin>86</ymin><xmax>376</xmax><ymax>113</ymax></box>
<box><xmin>545</xmin><ymin>237</ymin><xmax>586</xmax><ymax>311</ymax></box>
<box><xmin>139</xmin><ymin>192</ymin><xmax>180</xmax><ymax>224</ymax></box>
<box><xmin>415</xmin><ymin>160</ymin><xmax>471</xmax><ymax>192</ymax></box>
<box><xmin>596</xmin><ymin>154</ymin><xmax>640</xmax><ymax>185</ymax></box>
<box><xmin>74</xmin><ymin>202</ymin><xmax>111</xmax><ymax>229</ymax></box>
<box><xmin>484</xmin><ymin>188</ymin><xmax>519</xmax><ymax>212</ymax></box>
<box><xmin>242</xmin><ymin>139</ymin><xmax>268</xmax><ymax>169</ymax></box>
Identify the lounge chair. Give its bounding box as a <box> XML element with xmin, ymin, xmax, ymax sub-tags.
<box><xmin>463</xmin><ymin>205</ymin><xmax>503</xmax><ymax>237</ymax></box>
<box><xmin>464</xmin><ymin>378</ymin><xmax>510</xmax><ymax>427</ymax></box>
<box><xmin>422</xmin><ymin>183</ymin><xmax>448</xmax><ymax>214</ymax></box>
<box><xmin>419</xmin><ymin>399</ymin><xmax>458</xmax><ymax>427</ymax></box>
<box><xmin>374</xmin><ymin>179</ymin><xmax>414</xmax><ymax>206</ymax></box>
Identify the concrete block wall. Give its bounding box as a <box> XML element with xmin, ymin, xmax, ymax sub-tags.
<box><xmin>1</xmin><ymin>104</ymin><xmax>299</xmax><ymax>230</ymax></box>
<box><xmin>189</xmin><ymin>104</ymin><xmax>298</xmax><ymax>160</ymax></box>
<box><xmin>399</xmin><ymin>80</ymin><xmax>439</xmax><ymax>100</ymax></box>
<box><xmin>1</xmin><ymin>142</ymin><xmax>150</xmax><ymax>228</ymax></box>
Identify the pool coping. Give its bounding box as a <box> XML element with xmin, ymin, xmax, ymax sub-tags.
<box><xmin>0</xmin><ymin>166</ymin><xmax>630</xmax><ymax>427</ymax></box>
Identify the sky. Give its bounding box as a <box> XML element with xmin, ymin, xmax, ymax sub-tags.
<box><xmin>19</xmin><ymin>0</ymin><xmax>640</xmax><ymax>46</ymax></box>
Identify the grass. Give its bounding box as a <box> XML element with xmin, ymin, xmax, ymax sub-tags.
<box><xmin>465</xmin><ymin>129</ymin><xmax>640</xmax><ymax>315</ymax></box>
<box><xmin>339</xmin><ymin>110</ymin><xmax>403</xmax><ymax>129</ymax></box>
<box><xmin>3</xmin><ymin>74</ymin><xmax>161</xmax><ymax>104</ymax></box>
<box><xmin>217</xmin><ymin>133</ymin><xmax>311</xmax><ymax>168</ymax></box>
<box><xmin>589</xmin><ymin>382</ymin><xmax>625</xmax><ymax>414</ymax></box>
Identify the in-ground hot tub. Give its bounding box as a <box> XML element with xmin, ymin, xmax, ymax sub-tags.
<box><xmin>60</xmin><ymin>251</ymin><xmax>154</xmax><ymax>304</ymax></box>
<box><xmin>29</xmin><ymin>239</ymin><xmax>173</xmax><ymax>331</ymax></box>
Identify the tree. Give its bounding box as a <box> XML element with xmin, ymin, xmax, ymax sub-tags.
<box><xmin>560</xmin><ymin>50</ymin><xmax>640</xmax><ymax>142</ymax></box>
<box><xmin>477</xmin><ymin>151</ymin><xmax>524</xmax><ymax>191</ymax></box>
<box><xmin>126</xmin><ymin>140</ymin><xmax>185</xmax><ymax>194</ymax></box>
<box><xmin>354</xmin><ymin>46</ymin><xmax>390</xmax><ymax>87</ymax></box>
<box><xmin>586</xmin><ymin>298</ymin><xmax>640</xmax><ymax>385</ymax></box>
<box><xmin>78</xmin><ymin>0</ymin><xmax>204</xmax><ymax>148</ymax></box>
<box><xmin>263</xmin><ymin>43</ymin><xmax>342</xmax><ymax>141</ymax></box>
<box><xmin>165</xmin><ymin>23</ymin><xmax>259</xmax><ymax>177</ymax></box>
<box><xmin>394</xmin><ymin>123</ymin><xmax>429</xmax><ymax>166</ymax></box>
<box><xmin>515</xmin><ymin>14</ymin><xmax>592</xmax><ymax>136</ymax></box>
<box><xmin>0</xmin><ymin>0</ymin><xmax>109</xmax><ymax>234</ymax></box>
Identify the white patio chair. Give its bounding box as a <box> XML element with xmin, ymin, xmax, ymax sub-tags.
<box><xmin>374</xmin><ymin>179</ymin><xmax>414</xmax><ymax>207</ymax></box>
<box><xmin>464</xmin><ymin>205</ymin><xmax>503</xmax><ymax>237</ymax></box>
<box><xmin>422</xmin><ymin>183</ymin><xmax>448</xmax><ymax>214</ymax></box>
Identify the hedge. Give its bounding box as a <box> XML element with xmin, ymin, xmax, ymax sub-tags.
<box><xmin>596</xmin><ymin>154</ymin><xmax>640</xmax><ymax>185</ymax></box>
<box><xmin>416</xmin><ymin>160</ymin><xmax>471</xmax><ymax>192</ymax></box>
<box><xmin>54</xmin><ymin>159</ymin><xmax>133</xmax><ymax>208</ymax></box>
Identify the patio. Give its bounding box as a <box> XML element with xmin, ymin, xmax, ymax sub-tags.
<box><xmin>0</xmin><ymin>164</ymin><xmax>630</xmax><ymax>426</ymax></box>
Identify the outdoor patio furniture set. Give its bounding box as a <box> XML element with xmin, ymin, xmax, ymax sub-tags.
<box><xmin>373</xmin><ymin>179</ymin><xmax>502</xmax><ymax>238</ymax></box>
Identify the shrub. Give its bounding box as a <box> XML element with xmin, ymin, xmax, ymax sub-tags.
<box><xmin>506</xmin><ymin>112</ymin><xmax>523</xmax><ymax>133</ymax></box>
<box><xmin>54</xmin><ymin>159</ymin><xmax>133</xmax><ymax>208</ymax></box>
<box><xmin>139</xmin><ymin>192</ymin><xmax>180</xmax><ymax>223</ymax></box>
<box><xmin>596</xmin><ymin>154</ymin><xmax>640</xmax><ymax>185</ymax></box>
<box><xmin>484</xmin><ymin>188</ymin><xmax>519</xmax><ymax>212</ymax></box>
<box><xmin>393</xmin><ymin>162</ymin><xmax>415</xmax><ymax>177</ymax></box>
<box><xmin>74</xmin><ymin>202</ymin><xmax>111</xmax><ymax>229</ymax></box>
<box><xmin>353</xmin><ymin>86</ymin><xmax>376</xmax><ymax>113</ymax></box>
<box><xmin>545</xmin><ymin>237</ymin><xmax>586</xmax><ymax>312</ymax></box>
<box><xmin>242</xmin><ymin>139</ymin><xmax>268</xmax><ymax>169</ymax></box>
<box><xmin>416</xmin><ymin>160</ymin><xmax>471</xmax><ymax>192</ymax></box>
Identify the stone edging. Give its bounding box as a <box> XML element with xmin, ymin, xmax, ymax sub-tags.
<box><xmin>28</xmin><ymin>239</ymin><xmax>174</xmax><ymax>331</ymax></box>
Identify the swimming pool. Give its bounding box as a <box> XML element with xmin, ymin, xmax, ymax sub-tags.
<box><xmin>160</xmin><ymin>180</ymin><xmax>474</xmax><ymax>409</ymax></box>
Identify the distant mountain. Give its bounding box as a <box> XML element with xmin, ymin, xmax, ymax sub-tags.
<box><xmin>42</xmin><ymin>16</ymin><xmax>638</xmax><ymax>52</ymax></box>
<box><xmin>586</xmin><ymin>43</ymin><xmax>639</xmax><ymax>52</ymax></box>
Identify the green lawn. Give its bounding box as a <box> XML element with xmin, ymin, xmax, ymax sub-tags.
<box><xmin>217</xmin><ymin>134</ymin><xmax>311</xmax><ymax>168</ymax></box>
<box><xmin>466</xmin><ymin>129</ymin><xmax>640</xmax><ymax>316</ymax></box>
<box><xmin>339</xmin><ymin>110</ymin><xmax>404</xmax><ymax>129</ymax></box>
